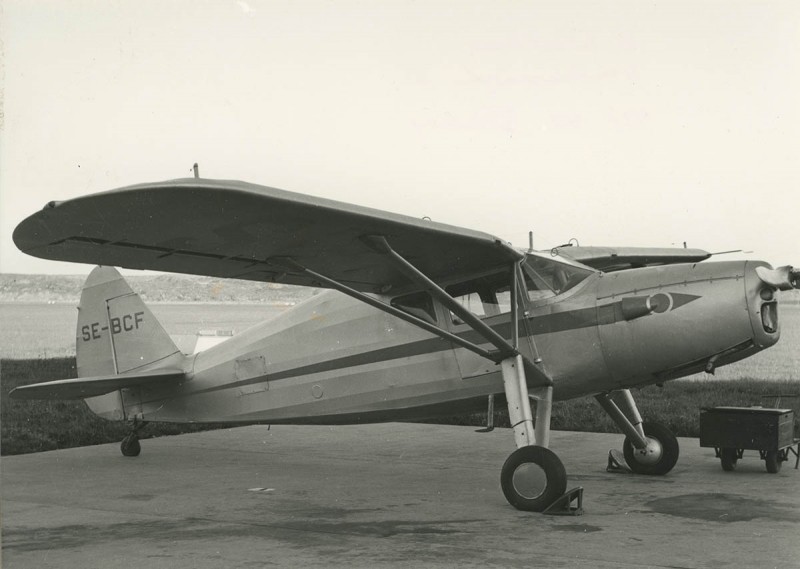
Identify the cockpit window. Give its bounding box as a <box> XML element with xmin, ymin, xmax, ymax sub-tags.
<box><xmin>523</xmin><ymin>254</ymin><xmax>593</xmax><ymax>299</ymax></box>
<box><xmin>433</xmin><ymin>256</ymin><xmax>594</xmax><ymax>325</ymax></box>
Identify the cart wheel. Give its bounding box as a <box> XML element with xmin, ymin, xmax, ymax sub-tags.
<box><xmin>720</xmin><ymin>448</ymin><xmax>738</xmax><ymax>472</ymax></box>
<box><xmin>765</xmin><ymin>450</ymin><xmax>782</xmax><ymax>474</ymax></box>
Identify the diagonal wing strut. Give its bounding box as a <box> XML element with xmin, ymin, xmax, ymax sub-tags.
<box><xmin>359</xmin><ymin>235</ymin><xmax>551</xmax><ymax>388</ymax></box>
<box><xmin>271</xmin><ymin>256</ymin><xmax>500</xmax><ymax>362</ymax></box>
<box><xmin>271</xmin><ymin>235</ymin><xmax>552</xmax><ymax>389</ymax></box>
<box><xmin>361</xmin><ymin>235</ymin><xmax>520</xmax><ymax>359</ymax></box>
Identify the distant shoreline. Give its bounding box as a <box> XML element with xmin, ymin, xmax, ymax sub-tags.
<box><xmin>0</xmin><ymin>300</ymin><xmax>299</xmax><ymax>306</ymax></box>
<box><xmin>0</xmin><ymin>272</ymin><xmax>318</xmax><ymax>305</ymax></box>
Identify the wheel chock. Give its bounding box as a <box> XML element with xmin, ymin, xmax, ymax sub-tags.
<box><xmin>543</xmin><ymin>487</ymin><xmax>584</xmax><ymax>516</ymax></box>
<box><xmin>606</xmin><ymin>449</ymin><xmax>632</xmax><ymax>473</ymax></box>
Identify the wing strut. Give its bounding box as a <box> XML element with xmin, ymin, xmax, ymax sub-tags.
<box><xmin>270</xmin><ymin>258</ymin><xmax>500</xmax><ymax>362</ymax></box>
<box><xmin>361</xmin><ymin>235</ymin><xmax>519</xmax><ymax>360</ymax></box>
<box><xmin>360</xmin><ymin>235</ymin><xmax>552</xmax><ymax>389</ymax></box>
<box><xmin>273</xmin><ymin>235</ymin><xmax>552</xmax><ymax>389</ymax></box>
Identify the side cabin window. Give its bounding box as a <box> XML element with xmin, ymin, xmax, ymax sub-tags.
<box><xmin>446</xmin><ymin>270</ymin><xmax>513</xmax><ymax>324</ymax></box>
<box><xmin>390</xmin><ymin>291</ymin><xmax>437</xmax><ymax>324</ymax></box>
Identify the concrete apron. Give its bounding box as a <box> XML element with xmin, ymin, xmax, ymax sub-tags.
<box><xmin>3</xmin><ymin>423</ymin><xmax>799</xmax><ymax>569</ymax></box>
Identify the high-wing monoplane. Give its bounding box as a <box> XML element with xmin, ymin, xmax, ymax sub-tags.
<box><xmin>11</xmin><ymin>178</ymin><xmax>799</xmax><ymax>512</ymax></box>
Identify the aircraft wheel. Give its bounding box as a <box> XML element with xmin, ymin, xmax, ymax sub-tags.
<box><xmin>500</xmin><ymin>446</ymin><xmax>567</xmax><ymax>512</ymax></box>
<box><xmin>720</xmin><ymin>448</ymin><xmax>738</xmax><ymax>471</ymax></box>
<box><xmin>623</xmin><ymin>421</ymin><xmax>679</xmax><ymax>475</ymax></box>
<box><xmin>121</xmin><ymin>434</ymin><xmax>141</xmax><ymax>457</ymax></box>
<box><xmin>765</xmin><ymin>450</ymin><xmax>782</xmax><ymax>474</ymax></box>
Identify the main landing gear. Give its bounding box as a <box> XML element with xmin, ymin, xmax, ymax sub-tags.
<box><xmin>595</xmin><ymin>389</ymin><xmax>679</xmax><ymax>475</ymax></box>
<box><xmin>501</xmin><ymin>446</ymin><xmax>567</xmax><ymax>511</ymax></box>
<box><xmin>498</xmin><ymin>373</ymin><xmax>678</xmax><ymax>510</ymax></box>
<box><xmin>499</xmin><ymin>356</ymin><xmax>569</xmax><ymax>512</ymax></box>
<box><xmin>120</xmin><ymin>418</ymin><xmax>148</xmax><ymax>457</ymax></box>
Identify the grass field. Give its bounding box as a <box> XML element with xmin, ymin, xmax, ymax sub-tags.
<box><xmin>0</xmin><ymin>358</ymin><xmax>238</xmax><ymax>455</ymax></box>
<box><xmin>2</xmin><ymin>356</ymin><xmax>798</xmax><ymax>456</ymax></box>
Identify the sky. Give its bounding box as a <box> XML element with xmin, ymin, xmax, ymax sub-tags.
<box><xmin>1</xmin><ymin>0</ymin><xmax>798</xmax><ymax>275</ymax></box>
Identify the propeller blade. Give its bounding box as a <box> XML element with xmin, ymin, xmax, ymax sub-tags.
<box><xmin>755</xmin><ymin>265</ymin><xmax>800</xmax><ymax>290</ymax></box>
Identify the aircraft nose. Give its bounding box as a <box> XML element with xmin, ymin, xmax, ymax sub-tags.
<box><xmin>744</xmin><ymin>261</ymin><xmax>784</xmax><ymax>349</ymax></box>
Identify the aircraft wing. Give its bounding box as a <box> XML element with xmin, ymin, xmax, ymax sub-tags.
<box><xmin>9</xmin><ymin>369</ymin><xmax>185</xmax><ymax>400</ymax></box>
<box><xmin>552</xmin><ymin>246</ymin><xmax>711</xmax><ymax>272</ymax></box>
<box><xmin>14</xmin><ymin>178</ymin><xmax>522</xmax><ymax>294</ymax></box>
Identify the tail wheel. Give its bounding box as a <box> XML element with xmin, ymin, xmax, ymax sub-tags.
<box><xmin>121</xmin><ymin>434</ymin><xmax>141</xmax><ymax>457</ymax></box>
<box><xmin>623</xmin><ymin>421</ymin><xmax>679</xmax><ymax>475</ymax></box>
<box><xmin>720</xmin><ymin>448</ymin><xmax>738</xmax><ymax>471</ymax></box>
<box><xmin>501</xmin><ymin>446</ymin><xmax>567</xmax><ymax>512</ymax></box>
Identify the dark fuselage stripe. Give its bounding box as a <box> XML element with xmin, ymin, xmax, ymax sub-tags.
<box><xmin>188</xmin><ymin>302</ymin><xmax>615</xmax><ymax>397</ymax></box>
<box><xmin>189</xmin><ymin>335</ymin><xmax>452</xmax><ymax>396</ymax></box>
<box><xmin>184</xmin><ymin>293</ymin><xmax>700</xmax><ymax>398</ymax></box>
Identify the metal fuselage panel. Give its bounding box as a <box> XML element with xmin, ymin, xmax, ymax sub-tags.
<box><xmin>141</xmin><ymin>292</ymin><xmax>470</xmax><ymax>423</ymax></box>
<box><xmin>132</xmin><ymin>260</ymin><xmax>778</xmax><ymax>425</ymax></box>
<box><xmin>448</xmin><ymin>276</ymin><xmax>610</xmax><ymax>401</ymax></box>
<box><xmin>595</xmin><ymin>260</ymin><xmax>777</xmax><ymax>389</ymax></box>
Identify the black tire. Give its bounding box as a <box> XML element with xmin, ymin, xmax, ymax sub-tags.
<box><xmin>121</xmin><ymin>435</ymin><xmax>141</xmax><ymax>457</ymax></box>
<box><xmin>500</xmin><ymin>446</ymin><xmax>567</xmax><ymax>512</ymax></box>
<box><xmin>623</xmin><ymin>421</ymin><xmax>679</xmax><ymax>475</ymax></box>
<box><xmin>720</xmin><ymin>448</ymin><xmax>738</xmax><ymax>472</ymax></box>
<box><xmin>765</xmin><ymin>450</ymin><xmax>782</xmax><ymax>474</ymax></box>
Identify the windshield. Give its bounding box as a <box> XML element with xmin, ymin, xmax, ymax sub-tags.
<box><xmin>523</xmin><ymin>253</ymin><xmax>594</xmax><ymax>298</ymax></box>
<box><xmin>443</xmin><ymin>255</ymin><xmax>595</xmax><ymax>323</ymax></box>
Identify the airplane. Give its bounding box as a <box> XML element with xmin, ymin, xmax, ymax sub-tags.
<box><xmin>10</xmin><ymin>177</ymin><xmax>800</xmax><ymax>512</ymax></box>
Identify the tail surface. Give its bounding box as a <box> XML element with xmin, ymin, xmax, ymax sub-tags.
<box><xmin>11</xmin><ymin>266</ymin><xmax>187</xmax><ymax>417</ymax></box>
<box><xmin>77</xmin><ymin>266</ymin><xmax>181</xmax><ymax>376</ymax></box>
<box><xmin>76</xmin><ymin>266</ymin><xmax>184</xmax><ymax>419</ymax></box>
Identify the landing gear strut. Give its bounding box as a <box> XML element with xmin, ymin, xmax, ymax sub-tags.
<box><xmin>120</xmin><ymin>418</ymin><xmax>147</xmax><ymax>457</ymax></box>
<box><xmin>499</xmin><ymin>355</ymin><xmax>568</xmax><ymax>512</ymax></box>
<box><xmin>596</xmin><ymin>389</ymin><xmax>679</xmax><ymax>475</ymax></box>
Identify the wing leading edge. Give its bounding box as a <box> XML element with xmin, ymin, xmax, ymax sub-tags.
<box><xmin>14</xmin><ymin>178</ymin><xmax>522</xmax><ymax>294</ymax></box>
<box><xmin>553</xmin><ymin>246</ymin><xmax>711</xmax><ymax>272</ymax></box>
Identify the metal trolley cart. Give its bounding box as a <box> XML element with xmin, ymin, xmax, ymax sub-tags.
<box><xmin>700</xmin><ymin>406</ymin><xmax>800</xmax><ymax>473</ymax></box>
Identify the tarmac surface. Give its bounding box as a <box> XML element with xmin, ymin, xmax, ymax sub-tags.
<box><xmin>3</xmin><ymin>423</ymin><xmax>799</xmax><ymax>569</ymax></box>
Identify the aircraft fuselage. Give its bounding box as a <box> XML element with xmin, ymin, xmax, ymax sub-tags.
<box><xmin>119</xmin><ymin>256</ymin><xmax>778</xmax><ymax>425</ymax></box>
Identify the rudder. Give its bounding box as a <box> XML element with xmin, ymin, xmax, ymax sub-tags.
<box><xmin>77</xmin><ymin>266</ymin><xmax>183</xmax><ymax>419</ymax></box>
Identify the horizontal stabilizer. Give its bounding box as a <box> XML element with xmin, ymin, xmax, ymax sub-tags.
<box><xmin>9</xmin><ymin>369</ymin><xmax>185</xmax><ymax>401</ymax></box>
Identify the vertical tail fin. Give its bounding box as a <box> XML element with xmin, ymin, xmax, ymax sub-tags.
<box><xmin>77</xmin><ymin>266</ymin><xmax>183</xmax><ymax>420</ymax></box>
<box><xmin>77</xmin><ymin>266</ymin><xmax>182</xmax><ymax>377</ymax></box>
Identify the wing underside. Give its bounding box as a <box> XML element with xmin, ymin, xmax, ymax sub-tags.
<box><xmin>14</xmin><ymin>178</ymin><xmax>522</xmax><ymax>294</ymax></box>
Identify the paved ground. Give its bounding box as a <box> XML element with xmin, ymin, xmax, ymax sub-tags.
<box><xmin>3</xmin><ymin>423</ymin><xmax>799</xmax><ymax>568</ymax></box>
